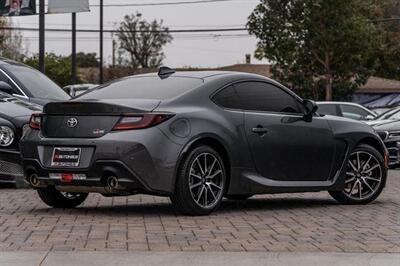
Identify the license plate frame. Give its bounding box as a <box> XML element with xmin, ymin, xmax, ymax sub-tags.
<box><xmin>51</xmin><ymin>147</ymin><xmax>81</xmax><ymax>167</ymax></box>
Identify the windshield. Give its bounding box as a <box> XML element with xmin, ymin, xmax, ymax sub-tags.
<box><xmin>4</xmin><ymin>65</ymin><xmax>70</xmax><ymax>101</ymax></box>
<box><xmin>375</xmin><ymin>108</ymin><xmax>400</xmax><ymax>120</ymax></box>
<box><xmin>77</xmin><ymin>76</ymin><xmax>203</xmax><ymax>100</ymax></box>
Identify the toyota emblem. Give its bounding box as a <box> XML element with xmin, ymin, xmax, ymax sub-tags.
<box><xmin>67</xmin><ymin>118</ymin><xmax>78</xmax><ymax>128</ymax></box>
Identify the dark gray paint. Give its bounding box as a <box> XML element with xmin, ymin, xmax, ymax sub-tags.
<box><xmin>20</xmin><ymin>71</ymin><xmax>387</xmax><ymax>196</ymax></box>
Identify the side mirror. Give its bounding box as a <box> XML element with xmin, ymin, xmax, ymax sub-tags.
<box><xmin>0</xmin><ymin>81</ymin><xmax>13</xmax><ymax>95</ymax></box>
<box><xmin>303</xmin><ymin>99</ymin><xmax>318</xmax><ymax>120</ymax></box>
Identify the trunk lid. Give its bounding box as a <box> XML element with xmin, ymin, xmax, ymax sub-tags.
<box><xmin>42</xmin><ymin>99</ymin><xmax>160</xmax><ymax>138</ymax></box>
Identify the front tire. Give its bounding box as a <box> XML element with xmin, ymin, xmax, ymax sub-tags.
<box><xmin>329</xmin><ymin>144</ymin><xmax>387</xmax><ymax>205</ymax></box>
<box><xmin>37</xmin><ymin>186</ymin><xmax>88</xmax><ymax>208</ymax></box>
<box><xmin>171</xmin><ymin>146</ymin><xmax>226</xmax><ymax>216</ymax></box>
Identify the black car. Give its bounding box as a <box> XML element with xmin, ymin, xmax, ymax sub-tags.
<box><xmin>0</xmin><ymin>57</ymin><xmax>70</xmax><ymax>105</ymax></box>
<box><xmin>367</xmin><ymin>119</ymin><xmax>400</xmax><ymax>167</ymax></box>
<box><xmin>21</xmin><ymin>70</ymin><xmax>388</xmax><ymax>215</ymax></box>
<box><xmin>0</xmin><ymin>92</ymin><xmax>41</xmax><ymax>187</ymax></box>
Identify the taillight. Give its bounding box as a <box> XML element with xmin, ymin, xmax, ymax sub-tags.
<box><xmin>112</xmin><ymin>113</ymin><xmax>174</xmax><ymax>131</ymax></box>
<box><xmin>29</xmin><ymin>114</ymin><xmax>42</xmax><ymax>130</ymax></box>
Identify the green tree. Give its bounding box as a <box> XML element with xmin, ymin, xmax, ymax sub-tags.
<box><xmin>116</xmin><ymin>12</ymin><xmax>173</xmax><ymax>68</ymax></box>
<box><xmin>25</xmin><ymin>53</ymin><xmax>79</xmax><ymax>87</ymax></box>
<box><xmin>248</xmin><ymin>0</ymin><xmax>378</xmax><ymax>101</ymax></box>
<box><xmin>69</xmin><ymin>52</ymin><xmax>99</xmax><ymax>68</ymax></box>
<box><xmin>371</xmin><ymin>0</ymin><xmax>400</xmax><ymax>80</ymax></box>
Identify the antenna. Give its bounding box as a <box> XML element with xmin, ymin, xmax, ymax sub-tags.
<box><xmin>158</xmin><ymin>66</ymin><xmax>176</xmax><ymax>79</ymax></box>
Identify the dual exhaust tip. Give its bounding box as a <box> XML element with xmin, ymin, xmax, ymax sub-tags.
<box><xmin>28</xmin><ymin>173</ymin><xmax>120</xmax><ymax>191</ymax></box>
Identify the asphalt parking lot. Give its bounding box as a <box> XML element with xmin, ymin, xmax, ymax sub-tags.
<box><xmin>0</xmin><ymin>171</ymin><xmax>399</xmax><ymax>254</ymax></box>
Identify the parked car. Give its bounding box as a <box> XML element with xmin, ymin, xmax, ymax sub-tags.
<box><xmin>317</xmin><ymin>102</ymin><xmax>377</xmax><ymax>121</ymax></box>
<box><xmin>0</xmin><ymin>92</ymin><xmax>41</xmax><ymax>187</ymax></box>
<box><xmin>63</xmin><ymin>84</ymin><xmax>98</xmax><ymax>97</ymax></box>
<box><xmin>21</xmin><ymin>70</ymin><xmax>388</xmax><ymax>215</ymax></box>
<box><xmin>0</xmin><ymin>57</ymin><xmax>70</xmax><ymax>105</ymax></box>
<box><xmin>367</xmin><ymin>107</ymin><xmax>400</xmax><ymax>126</ymax></box>
<box><xmin>366</xmin><ymin>114</ymin><xmax>400</xmax><ymax>167</ymax></box>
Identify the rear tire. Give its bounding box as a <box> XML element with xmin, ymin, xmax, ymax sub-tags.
<box><xmin>37</xmin><ymin>186</ymin><xmax>88</xmax><ymax>208</ymax></box>
<box><xmin>329</xmin><ymin>144</ymin><xmax>387</xmax><ymax>205</ymax></box>
<box><xmin>171</xmin><ymin>145</ymin><xmax>226</xmax><ymax>216</ymax></box>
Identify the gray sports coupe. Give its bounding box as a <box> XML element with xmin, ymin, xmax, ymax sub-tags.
<box><xmin>20</xmin><ymin>69</ymin><xmax>388</xmax><ymax>215</ymax></box>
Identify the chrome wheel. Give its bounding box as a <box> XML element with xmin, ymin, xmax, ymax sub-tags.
<box><xmin>344</xmin><ymin>151</ymin><xmax>382</xmax><ymax>200</ymax></box>
<box><xmin>189</xmin><ymin>152</ymin><xmax>224</xmax><ymax>209</ymax></box>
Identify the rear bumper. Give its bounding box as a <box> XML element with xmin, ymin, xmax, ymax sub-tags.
<box><xmin>0</xmin><ymin>149</ymin><xmax>26</xmax><ymax>188</ymax></box>
<box><xmin>20</xmin><ymin>128</ymin><xmax>184</xmax><ymax>195</ymax></box>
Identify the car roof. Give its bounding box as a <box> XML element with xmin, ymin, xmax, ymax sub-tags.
<box><xmin>131</xmin><ymin>71</ymin><xmax>270</xmax><ymax>81</ymax></box>
<box><xmin>0</xmin><ymin>57</ymin><xmax>28</xmax><ymax>67</ymax></box>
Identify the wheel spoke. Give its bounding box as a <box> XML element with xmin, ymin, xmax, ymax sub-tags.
<box><xmin>356</xmin><ymin>152</ymin><xmax>361</xmax><ymax>170</ymax></box>
<box><xmin>345</xmin><ymin>177</ymin><xmax>356</xmax><ymax>184</ymax></box>
<box><xmin>358</xmin><ymin>181</ymin><xmax>363</xmax><ymax>199</ymax></box>
<box><xmin>208</xmin><ymin>158</ymin><xmax>217</xmax><ymax>176</ymax></box>
<box><xmin>362</xmin><ymin>155</ymin><xmax>372</xmax><ymax>171</ymax></box>
<box><xmin>361</xmin><ymin>178</ymin><xmax>374</xmax><ymax>192</ymax></box>
<box><xmin>204</xmin><ymin>154</ymin><xmax>208</xmax><ymax>173</ymax></box>
<box><xmin>207</xmin><ymin>184</ymin><xmax>217</xmax><ymax>201</ymax></box>
<box><xmin>348</xmin><ymin>180</ymin><xmax>358</xmax><ymax>196</ymax></box>
<box><xmin>209</xmin><ymin>181</ymin><xmax>222</xmax><ymax>191</ymax></box>
<box><xmin>348</xmin><ymin>161</ymin><xmax>358</xmax><ymax>172</ymax></box>
<box><xmin>346</xmin><ymin>172</ymin><xmax>355</xmax><ymax>176</ymax></box>
<box><xmin>196</xmin><ymin>186</ymin><xmax>205</xmax><ymax>202</ymax></box>
<box><xmin>196</xmin><ymin>159</ymin><xmax>205</xmax><ymax>176</ymax></box>
<box><xmin>208</xmin><ymin>170</ymin><xmax>222</xmax><ymax>179</ymax></box>
<box><xmin>190</xmin><ymin>182</ymin><xmax>202</xmax><ymax>190</ymax></box>
<box><xmin>190</xmin><ymin>173</ymin><xmax>202</xmax><ymax>180</ymax></box>
<box><xmin>364</xmin><ymin>176</ymin><xmax>380</xmax><ymax>182</ymax></box>
<box><xmin>363</xmin><ymin>164</ymin><xmax>379</xmax><ymax>174</ymax></box>
<box><xmin>204</xmin><ymin>186</ymin><xmax>208</xmax><ymax>206</ymax></box>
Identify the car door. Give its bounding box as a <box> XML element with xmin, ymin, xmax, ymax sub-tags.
<box><xmin>234</xmin><ymin>81</ymin><xmax>336</xmax><ymax>182</ymax></box>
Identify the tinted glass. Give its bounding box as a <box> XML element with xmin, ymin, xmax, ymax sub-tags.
<box><xmin>341</xmin><ymin>105</ymin><xmax>369</xmax><ymax>120</ymax></box>
<box><xmin>212</xmin><ymin>85</ymin><xmax>242</xmax><ymax>109</ymax></box>
<box><xmin>0</xmin><ymin>70</ymin><xmax>22</xmax><ymax>95</ymax></box>
<box><xmin>233</xmin><ymin>82</ymin><xmax>302</xmax><ymax>113</ymax></box>
<box><xmin>318</xmin><ymin>104</ymin><xmax>339</xmax><ymax>116</ymax></box>
<box><xmin>4</xmin><ymin>65</ymin><xmax>69</xmax><ymax>100</ymax></box>
<box><xmin>78</xmin><ymin>76</ymin><xmax>203</xmax><ymax>100</ymax></box>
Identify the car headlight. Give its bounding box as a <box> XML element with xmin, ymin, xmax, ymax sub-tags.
<box><xmin>0</xmin><ymin>126</ymin><xmax>15</xmax><ymax>147</ymax></box>
<box><xmin>388</xmin><ymin>131</ymin><xmax>400</xmax><ymax>139</ymax></box>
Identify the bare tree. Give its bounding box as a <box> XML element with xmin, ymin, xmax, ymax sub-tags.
<box><xmin>0</xmin><ymin>17</ymin><xmax>25</xmax><ymax>61</ymax></box>
<box><xmin>116</xmin><ymin>12</ymin><xmax>173</xmax><ymax>68</ymax></box>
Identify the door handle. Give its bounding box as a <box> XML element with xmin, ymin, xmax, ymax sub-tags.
<box><xmin>252</xmin><ymin>126</ymin><xmax>268</xmax><ymax>135</ymax></box>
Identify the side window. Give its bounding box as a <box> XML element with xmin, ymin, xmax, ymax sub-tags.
<box><xmin>318</xmin><ymin>104</ymin><xmax>339</xmax><ymax>116</ymax></box>
<box><xmin>341</xmin><ymin>105</ymin><xmax>369</xmax><ymax>120</ymax></box>
<box><xmin>212</xmin><ymin>85</ymin><xmax>241</xmax><ymax>109</ymax></box>
<box><xmin>0</xmin><ymin>71</ymin><xmax>22</xmax><ymax>96</ymax></box>
<box><xmin>233</xmin><ymin>82</ymin><xmax>303</xmax><ymax>113</ymax></box>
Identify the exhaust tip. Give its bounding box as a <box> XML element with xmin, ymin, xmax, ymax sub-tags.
<box><xmin>29</xmin><ymin>173</ymin><xmax>40</xmax><ymax>187</ymax></box>
<box><xmin>106</xmin><ymin>176</ymin><xmax>119</xmax><ymax>190</ymax></box>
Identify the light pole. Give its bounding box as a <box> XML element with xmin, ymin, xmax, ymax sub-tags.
<box><xmin>99</xmin><ymin>0</ymin><xmax>103</xmax><ymax>84</ymax></box>
<box><xmin>39</xmin><ymin>0</ymin><xmax>45</xmax><ymax>73</ymax></box>
<box><xmin>72</xmin><ymin>13</ymin><xmax>77</xmax><ymax>84</ymax></box>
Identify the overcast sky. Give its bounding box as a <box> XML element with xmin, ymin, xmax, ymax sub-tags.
<box><xmin>10</xmin><ymin>0</ymin><xmax>266</xmax><ymax>68</ymax></box>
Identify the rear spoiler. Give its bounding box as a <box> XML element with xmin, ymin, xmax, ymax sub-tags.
<box><xmin>44</xmin><ymin>100</ymin><xmax>160</xmax><ymax>115</ymax></box>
